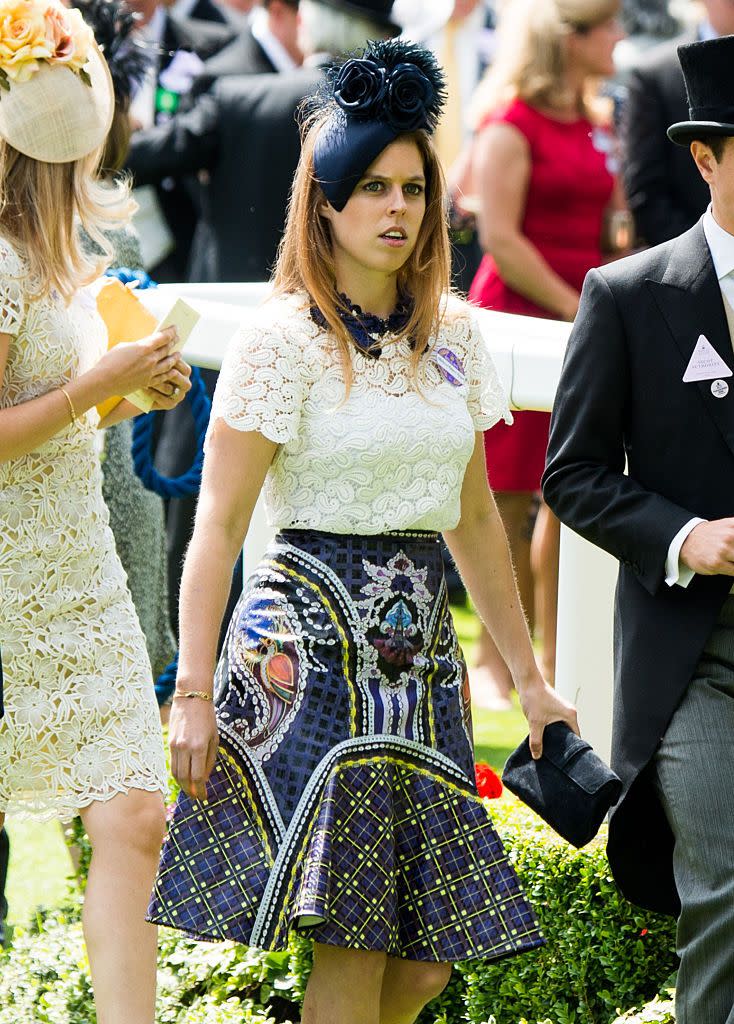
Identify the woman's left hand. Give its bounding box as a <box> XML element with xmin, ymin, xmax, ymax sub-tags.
<box><xmin>517</xmin><ymin>674</ymin><xmax>579</xmax><ymax>760</ymax></box>
<box><xmin>147</xmin><ymin>357</ymin><xmax>192</xmax><ymax>411</ymax></box>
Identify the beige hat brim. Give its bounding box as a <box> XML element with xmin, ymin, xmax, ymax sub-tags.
<box><xmin>0</xmin><ymin>41</ymin><xmax>114</xmax><ymax>164</ymax></box>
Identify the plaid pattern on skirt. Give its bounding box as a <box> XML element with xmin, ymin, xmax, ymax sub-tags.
<box><xmin>149</xmin><ymin>530</ymin><xmax>544</xmax><ymax>962</ymax></box>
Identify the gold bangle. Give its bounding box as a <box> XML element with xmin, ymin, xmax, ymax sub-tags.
<box><xmin>174</xmin><ymin>689</ymin><xmax>213</xmax><ymax>702</ymax></box>
<box><xmin>59</xmin><ymin>386</ymin><xmax>77</xmax><ymax>425</ymax></box>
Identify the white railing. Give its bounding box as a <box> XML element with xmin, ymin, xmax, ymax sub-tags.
<box><xmin>138</xmin><ymin>284</ymin><xmax>616</xmax><ymax>759</ymax></box>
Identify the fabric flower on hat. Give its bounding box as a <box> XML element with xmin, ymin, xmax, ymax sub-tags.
<box><xmin>0</xmin><ymin>0</ymin><xmax>92</xmax><ymax>87</ymax></box>
<box><xmin>333</xmin><ymin>58</ymin><xmax>386</xmax><ymax>117</ymax></box>
<box><xmin>386</xmin><ymin>62</ymin><xmax>436</xmax><ymax>131</ymax></box>
<box><xmin>45</xmin><ymin>4</ymin><xmax>92</xmax><ymax>72</ymax></box>
<box><xmin>0</xmin><ymin>0</ymin><xmax>53</xmax><ymax>82</ymax></box>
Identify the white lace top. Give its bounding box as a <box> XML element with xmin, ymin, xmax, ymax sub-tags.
<box><xmin>209</xmin><ymin>291</ymin><xmax>511</xmax><ymax>534</ymax></box>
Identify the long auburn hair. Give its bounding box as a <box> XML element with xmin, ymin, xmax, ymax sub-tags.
<box><xmin>470</xmin><ymin>0</ymin><xmax>619</xmax><ymax>127</ymax></box>
<box><xmin>0</xmin><ymin>140</ymin><xmax>134</xmax><ymax>301</ymax></box>
<box><xmin>272</xmin><ymin>109</ymin><xmax>452</xmax><ymax>394</ymax></box>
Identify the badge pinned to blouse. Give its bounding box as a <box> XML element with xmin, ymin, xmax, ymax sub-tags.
<box><xmin>682</xmin><ymin>335</ymin><xmax>733</xmax><ymax>382</ymax></box>
<box><xmin>433</xmin><ymin>348</ymin><xmax>466</xmax><ymax>387</ymax></box>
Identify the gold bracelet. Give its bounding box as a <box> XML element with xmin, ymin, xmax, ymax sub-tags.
<box><xmin>59</xmin><ymin>386</ymin><xmax>77</xmax><ymax>425</ymax></box>
<box><xmin>174</xmin><ymin>689</ymin><xmax>213</xmax><ymax>702</ymax></box>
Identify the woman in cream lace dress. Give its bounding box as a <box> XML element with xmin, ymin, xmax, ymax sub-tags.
<box><xmin>0</xmin><ymin>8</ymin><xmax>190</xmax><ymax>1021</ymax></box>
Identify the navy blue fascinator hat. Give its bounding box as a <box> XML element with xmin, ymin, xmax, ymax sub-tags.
<box><xmin>310</xmin><ymin>39</ymin><xmax>447</xmax><ymax>212</ymax></box>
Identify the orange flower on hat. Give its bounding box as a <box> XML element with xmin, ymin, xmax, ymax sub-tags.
<box><xmin>50</xmin><ymin>5</ymin><xmax>92</xmax><ymax>73</ymax></box>
<box><xmin>0</xmin><ymin>0</ymin><xmax>53</xmax><ymax>82</ymax></box>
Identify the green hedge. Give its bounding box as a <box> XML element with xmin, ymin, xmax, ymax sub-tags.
<box><xmin>0</xmin><ymin>798</ymin><xmax>677</xmax><ymax>1024</ymax></box>
<box><xmin>437</xmin><ymin>801</ymin><xmax>677</xmax><ymax>1024</ymax></box>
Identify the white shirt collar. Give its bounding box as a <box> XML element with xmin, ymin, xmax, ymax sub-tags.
<box><xmin>139</xmin><ymin>0</ymin><xmax>199</xmax><ymax>45</ymax></box>
<box><xmin>703</xmin><ymin>206</ymin><xmax>734</xmax><ymax>281</ymax></box>
<box><xmin>250</xmin><ymin>5</ymin><xmax>298</xmax><ymax>73</ymax></box>
<box><xmin>171</xmin><ymin>0</ymin><xmax>199</xmax><ymax>18</ymax></box>
<box><xmin>139</xmin><ymin>4</ymin><xmax>166</xmax><ymax>46</ymax></box>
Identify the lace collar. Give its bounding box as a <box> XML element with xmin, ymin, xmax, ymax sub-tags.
<box><xmin>309</xmin><ymin>291</ymin><xmax>414</xmax><ymax>359</ymax></box>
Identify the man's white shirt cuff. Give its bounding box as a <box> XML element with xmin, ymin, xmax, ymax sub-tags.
<box><xmin>665</xmin><ymin>518</ymin><xmax>705</xmax><ymax>588</ymax></box>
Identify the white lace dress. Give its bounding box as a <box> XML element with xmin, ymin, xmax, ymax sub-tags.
<box><xmin>0</xmin><ymin>238</ymin><xmax>166</xmax><ymax>822</ymax></box>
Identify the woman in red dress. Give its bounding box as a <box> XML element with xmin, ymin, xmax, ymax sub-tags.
<box><xmin>466</xmin><ymin>0</ymin><xmax>628</xmax><ymax>704</ymax></box>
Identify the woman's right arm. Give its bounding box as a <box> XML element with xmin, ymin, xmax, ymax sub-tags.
<box><xmin>0</xmin><ymin>327</ymin><xmax>179</xmax><ymax>463</ymax></box>
<box><xmin>169</xmin><ymin>422</ymin><xmax>278</xmax><ymax>801</ymax></box>
<box><xmin>474</xmin><ymin>123</ymin><xmax>580</xmax><ymax>321</ymax></box>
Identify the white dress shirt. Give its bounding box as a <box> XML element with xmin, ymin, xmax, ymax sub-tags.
<box><xmin>250</xmin><ymin>5</ymin><xmax>298</xmax><ymax>73</ymax></box>
<box><xmin>665</xmin><ymin>206</ymin><xmax>734</xmax><ymax>586</ymax></box>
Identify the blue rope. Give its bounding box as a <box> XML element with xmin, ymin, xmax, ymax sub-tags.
<box><xmin>104</xmin><ymin>266</ymin><xmax>157</xmax><ymax>290</ymax></box>
<box><xmin>155</xmin><ymin>651</ymin><xmax>178</xmax><ymax>706</ymax></box>
<box><xmin>131</xmin><ymin>368</ymin><xmax>211</xmax><ymax>500</ymax></box>
<box><xmin>103</xmin><ymin>267</ymin><xmax>210</xmax><ymax>704</ymax></box>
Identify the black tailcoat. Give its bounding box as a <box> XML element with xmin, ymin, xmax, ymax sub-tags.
<box><xmin>622</xmin><ymin>32</ymin><xmax>709</xmax><ymax>246</ymax></box>
<box><xmin>543</xmin><ymin>221</ymin><xmax>734</xmax><ymax>915</ymax></box>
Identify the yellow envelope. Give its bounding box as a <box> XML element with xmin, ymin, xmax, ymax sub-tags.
<box><xmin>95</xmin><ymin>278</ymin><xmax>157</xmax><ymax>419</ymax></box>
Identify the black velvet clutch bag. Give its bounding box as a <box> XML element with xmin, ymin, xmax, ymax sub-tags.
<box><xmin>501</xmin><ymin>721</ymin><xmax>622</xmax><ymax>848</ymax></box>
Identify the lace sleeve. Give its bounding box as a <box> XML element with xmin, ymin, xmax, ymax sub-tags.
<box><xmin>466</xmin><ymin>317</ymin><xmax>513</xmax><ymax>430</ymax></box>
<box><xmin>209</xmin><ymin>314</ymin><xmax>305</xmax><ymax>445</ymax></box>
<box><xmin>0</xmin><ymin>239</ymin><xmax>25</xmax><ymax>336</ymax></box>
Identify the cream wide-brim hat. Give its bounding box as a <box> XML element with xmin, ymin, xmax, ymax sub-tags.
<box><xmin>0</xmin><ymin>41</ymin><xmax>114</xmax><ymax>164</ymax></box>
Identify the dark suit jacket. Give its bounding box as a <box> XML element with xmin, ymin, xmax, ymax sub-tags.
<box><xmin>192</xmin><ymin>24</ymin><xmax>277</xmax><ymax>96</ymax></box>
<box><xmin>127</xmin><ymin>67</ymin><xmax>322</xmax><ymax>282</ymax></box>
<box><xmin>543</xmin><ymin>221</ymin><xmax>733</xmax><ymax>916</ymax></box>
<box><xmin>622</xmin><ymin>31</ymin><xmax>710</xmax><ymax>246</ymax></box>
<box><xmin>147</xmin><ymin>12</ymin><xmax>235</xmax><ymax>281</ymax></box>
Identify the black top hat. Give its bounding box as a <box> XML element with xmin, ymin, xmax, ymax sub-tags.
<box><xmin>668</xmin><ymin>35</ymin><xmax>734</xmax><ymax>146</ymax></box>
<box><xmin>314</xmin><ymin>0</ymin><xmax>400</xmax><ymax>35</ymax></box>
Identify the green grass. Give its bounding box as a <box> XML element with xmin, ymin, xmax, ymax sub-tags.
<box><xmin>5</xmin><ymin>817</ymin><xmax>71</xmax><ymax>928</ymax></box>
<box><xmin>4</xmin><ymin>605</ymin><xmax>527</xmax><ymax>929</ymax></box>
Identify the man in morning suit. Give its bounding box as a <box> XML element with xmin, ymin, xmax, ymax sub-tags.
<box><xmin>544</xmin><ymin>36</ymin><xmax>734</xmax><ymax>1023</ymax></box>
<box><xmin>126</xmin><ymin>0</ymin><xmax>235</xmax><ymax>280</ymax></box>
<box><xmin>622</xmin><ymin>0</ymin><xmax>734</xmax><ymax>246</ymax></box>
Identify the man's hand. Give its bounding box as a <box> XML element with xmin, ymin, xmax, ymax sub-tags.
<box><xmin>680</xmin><ymin>518</ymin><xmax>734</xmax><ymax>576</ymax></box>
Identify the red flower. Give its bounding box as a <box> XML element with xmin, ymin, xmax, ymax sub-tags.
<box><xmin>475</xmin><ymin>762</ymin><xmax>503</xmax><ymax>799</ymax></box>
<box><xmin>640</xmin><ymin>928</ymin><xmax>649</xmax><ymax>937</ymax></box>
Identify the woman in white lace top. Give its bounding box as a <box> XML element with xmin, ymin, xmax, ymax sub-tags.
<box><xmin>154</xmin><ymin>40</ymin><xmax>578</xmax><ymax>1024</ymax></box>
<box><xmin>0</xmin><ymin>13</ymin><xmax>191</xmax><ymax>1023</ymax></box>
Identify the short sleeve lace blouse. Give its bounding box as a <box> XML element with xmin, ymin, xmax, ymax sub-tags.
<box><xmin>208</xmin><ymin>291</ymin><xmax>512</xmax><ymax>534</ymax></box>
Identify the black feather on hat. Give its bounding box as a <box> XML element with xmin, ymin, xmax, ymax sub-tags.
<box><xmin>72</xmin><ymin>0</ymin><xmax>152</xmax><ymax>107</ymax></box>
<box><xmin>310</xmin><ymin>38</ymin><xmax>447</xmax><ymax>212</ymax></box>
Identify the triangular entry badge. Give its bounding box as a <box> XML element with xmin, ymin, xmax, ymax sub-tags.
<box><xmin>682</xmin><ymin>334</ymin><xmax>733</xmax><ymax>382</ymax></box>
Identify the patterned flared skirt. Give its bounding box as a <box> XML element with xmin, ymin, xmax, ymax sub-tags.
<box><xmin>149</xmin><ymin>530</ymin><xmax>544</xmax><ymax>962</ymax></box>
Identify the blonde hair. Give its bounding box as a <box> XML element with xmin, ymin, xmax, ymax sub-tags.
<box><xmin>470</xmin><ymin>0</ymin><xmax>619</xmax><ymax>126</ymax></box>
<box><xmin>0</xmin><ymin>140</ymin><xmax>135</xmax><ymax>300</ymax></box>
<box><xmin>272</xmin><ymin>110</ymin><xmax>452</xmax><ymax>394</ymax></box>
